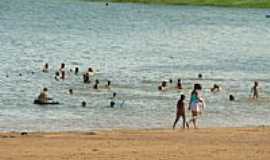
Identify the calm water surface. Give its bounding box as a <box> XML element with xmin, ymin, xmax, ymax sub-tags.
<box><xmin>0</xmin><ymin>0</ymin><xmax>270</xmax><ymax>131</ymax></box>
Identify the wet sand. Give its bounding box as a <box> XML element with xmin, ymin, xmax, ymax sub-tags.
<box><xmin>0</xmin><ymin>127</ymin><xmax>269</xmax><ymax>160</ymax></box>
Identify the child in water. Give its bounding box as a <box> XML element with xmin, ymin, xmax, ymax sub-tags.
<box><xmin>173</xmin><ymin>94</ymin><xmax>186</xmax><ymax>129</ymax></box>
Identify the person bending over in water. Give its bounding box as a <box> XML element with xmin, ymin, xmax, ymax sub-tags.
<box><xmin>42</xmin><ymin>63</ymin><xmax>49</xmax><ymax>73</ymax></box>
<box><xmin>38</xmin><ymin>88</ymin><xmax>49</xmax><ymax>103</ymax></box>
<box><xmin>251</xmin><ymin>81</ymin><xmax>259</xmax><ymax>99</ymax></box>
<box><xmin>173</xmin><ymin>94</ymin><xmax>186</xmax><ymax>129</ymax></box>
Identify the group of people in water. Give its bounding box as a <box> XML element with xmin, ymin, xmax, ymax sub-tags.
<box><xmin>37</xmin><ymin>63</ymin><xmax>261</xmax><ymax>129</ymax></box>
<box><xmin>37</xmin><ymin>63</ymin><xmax>113</xmax><ymax>105</ymax></box>
<box><xmin>171</xmin><ymin>76</ymin><xmax>261</xmax><ymax>129</ymax></box>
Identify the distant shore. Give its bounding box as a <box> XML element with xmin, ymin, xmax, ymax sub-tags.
<box><xmin>110</xmin><ymin>0</ymin><xmax>270</xmax><ymax>8</ymax></box>
<box><xmin>1</xmin><ymin>127</ymin><xmax>269</xmax><ymax>160</ymax></box>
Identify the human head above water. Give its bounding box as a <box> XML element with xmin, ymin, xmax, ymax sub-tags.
<box><xmin>43</xmin><ymin>88</ymin><xmax>48</xmax><ymax>92</ymax></box>
<box><xmin>198</xmin><ymin>73</ymin><xmax>202</xmax><ymax>79</ymax></box>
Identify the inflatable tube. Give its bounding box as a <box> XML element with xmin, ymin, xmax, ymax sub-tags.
<box><xmin>33</xmin><ymin>99</ymin><xmax>60</xmax><ymax>105</ymax></box>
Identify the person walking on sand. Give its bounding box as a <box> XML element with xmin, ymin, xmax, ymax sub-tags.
<box><xmin>173</xmin><ymin>94</ymin><xmax>186</xmax><ymax>129</ymax></box>
<box><xmin>186</xmin><ymin>84</ymin><xmax>205</xmax><ymax>129</ymax></box>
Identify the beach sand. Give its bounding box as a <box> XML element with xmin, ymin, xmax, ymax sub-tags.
<box><xmin>0</xmin><ymin>127</ymin><xmax>269</xmax><ymax>160</ymax></box>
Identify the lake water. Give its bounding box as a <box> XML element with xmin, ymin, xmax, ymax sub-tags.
<box><xmin>0</xmin><ymin>0</ymin><xmax>270</xmax><ymax>132</ymax></box>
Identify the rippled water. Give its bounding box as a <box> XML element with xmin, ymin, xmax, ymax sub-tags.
<box><xmin>0</xmin><ymin>0</ymin><xmax>270</xmax><ymax>131</ymax></box>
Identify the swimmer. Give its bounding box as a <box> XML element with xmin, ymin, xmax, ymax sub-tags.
<box><xmin>176</xmin><ymin>79</ymin><xmax>183</xmax><ymax>89</ymax></box>
<box><xmin>59</xmin><ymin>63</ymin><xmax>65</xmax><ymax>80</ymax></box>
<box><xmin>88</xmin><ymin>67</ymin><xmax>95</xmax><ymax>76</ymax></box>
<box><xmin>211</xmin><ymin>84</ymin><xmax>221</xmax><ymax>92</ymax></box>
<box><xmin>55</xmin><ymin>71</ymin><xmax>60</xmax><ymax>81</ymax></box>
<box><xmin>229</xmin><ymin>94</ymin><xmax>235</xmax><ymax>101</ymax></box>
<box><xmin>75</xmin><ymin>67</ymin><xmax>79</xmax><ymax>75</ymax></box>
<box><xmin>81</xmin><ymin>101</ymin><xmax>86</xmax><ymax>107</ymax></box>
<box><xmin>42</xmin><ymin>63</ymin><xmax>49</xmax><ymax>73</ymax></box>
<box><xmin>105</xmin><ymin>2</ymin><xmax>109</xmax><ymax>6</ymax></box>
<box><xmin>110</xmin><ymin>101</ymin><xmax>115</xmax><ymax>108</ymax></box>
<box><xmin>93</xmin><ymin>79</ymin><xmax>99</xmax><ymax>89</ymax></box>
<box><xmin>69</xmin><ymin>89</ymin><xmax>73</xmax><ymax>95</ymax></box>
<box><xmin>158</xmin><ymin>81</ymin><xmax>167</xmax><ymax>91</ymax></box>
<box><xmin>169</xmin><ymin>79</ymin><xmax>173</xmax><ymax>84</ymax></box>
<box><xmin>37</xmin><ymin>88</ymin><xmax>49</xmax><ymax>103</ymax></box>
<box><xmin>83</xmin><ymin>73</ymin><xmax>90</xmax><ymax>83</ymax></box>
<box><xmin>198</xmin><ymin>73</ymin><xmax>203</xmax><ymax>79</ymax></box>
<box><xmin>105</xmin><ymin>80</ymin><xmax>111</xmax><ymax>89</ymax></box>
<box><xmin>251</xmin><ymin>81</ymin><xmax>259</xmax><ymax>99</ymax></box>
<box><xmin>19</xmin><ymin>73</ymin><xmax>22</xmax><ymax>76</ymax></box>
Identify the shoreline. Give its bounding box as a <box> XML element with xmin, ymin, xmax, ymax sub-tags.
<box><xmin>1</xmin><ymin>127</ymin><xmax>269</xmax><ymax>160</ymax></box>
<box><xmin>107</xmin><ymin>0</ymin><xmax>270</xmax><ymax>8</ymax></box>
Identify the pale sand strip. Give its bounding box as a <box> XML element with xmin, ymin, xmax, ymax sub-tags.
<box><xmin>0</xmin><ymin>127</ymin><xmax>269</xmax><ymax>160</ymax></box>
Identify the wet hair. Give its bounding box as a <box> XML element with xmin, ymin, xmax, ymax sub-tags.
<box><xmin>43</xmin><ymin>88</ymin><xmax>48</xmax><ymax>92</ymax></box>
<box><xmin>81</xmin><ymin>101</ymin><xmax>86</xmax><ymax>107</ymax></box>
<box><xmin>229</xmin><ymin>94</ymin><xmax>235</xmax><ymax>101</ymax></box>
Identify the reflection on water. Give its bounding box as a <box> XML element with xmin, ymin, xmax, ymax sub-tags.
<box><xmin>0</xmin><ymin>0</ymin><xmax>270</xmax><ymax>131</ymax></box>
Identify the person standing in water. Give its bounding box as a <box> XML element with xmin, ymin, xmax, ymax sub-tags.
<box><xmin>251</xmin><ymin>81</ymin><xmax>259</xmax><ymax>99</ymax></box>
<box><xmin>42</xmin><ymin>63</ymin><xmax>49</xmax><ymax>73</ymax></box>
<box><xmin>59</xmin><ymin>63</ymin><xmax>65</xmax><ymax>80</ymax></box>
<box><xmin>176</xmin><ymin>79</ymin><xmax>183</xmax><ymax>90</ymax></box>
<box><xmin>173</xmin><ymin>94</ymin><xmax>186</xmax><ymax>129</ymax></box>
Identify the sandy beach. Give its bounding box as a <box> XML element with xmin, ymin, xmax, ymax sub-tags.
<box><xmin>0</xmin><ymin>127</ymin><xmax>269</xmax><ymax>160</ymax></box>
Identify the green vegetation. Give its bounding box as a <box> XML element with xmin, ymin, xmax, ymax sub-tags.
<box><xmin>110</xmin><ymin>0</ymin><xmax>270</xmax><ymax>8</ymax></box>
